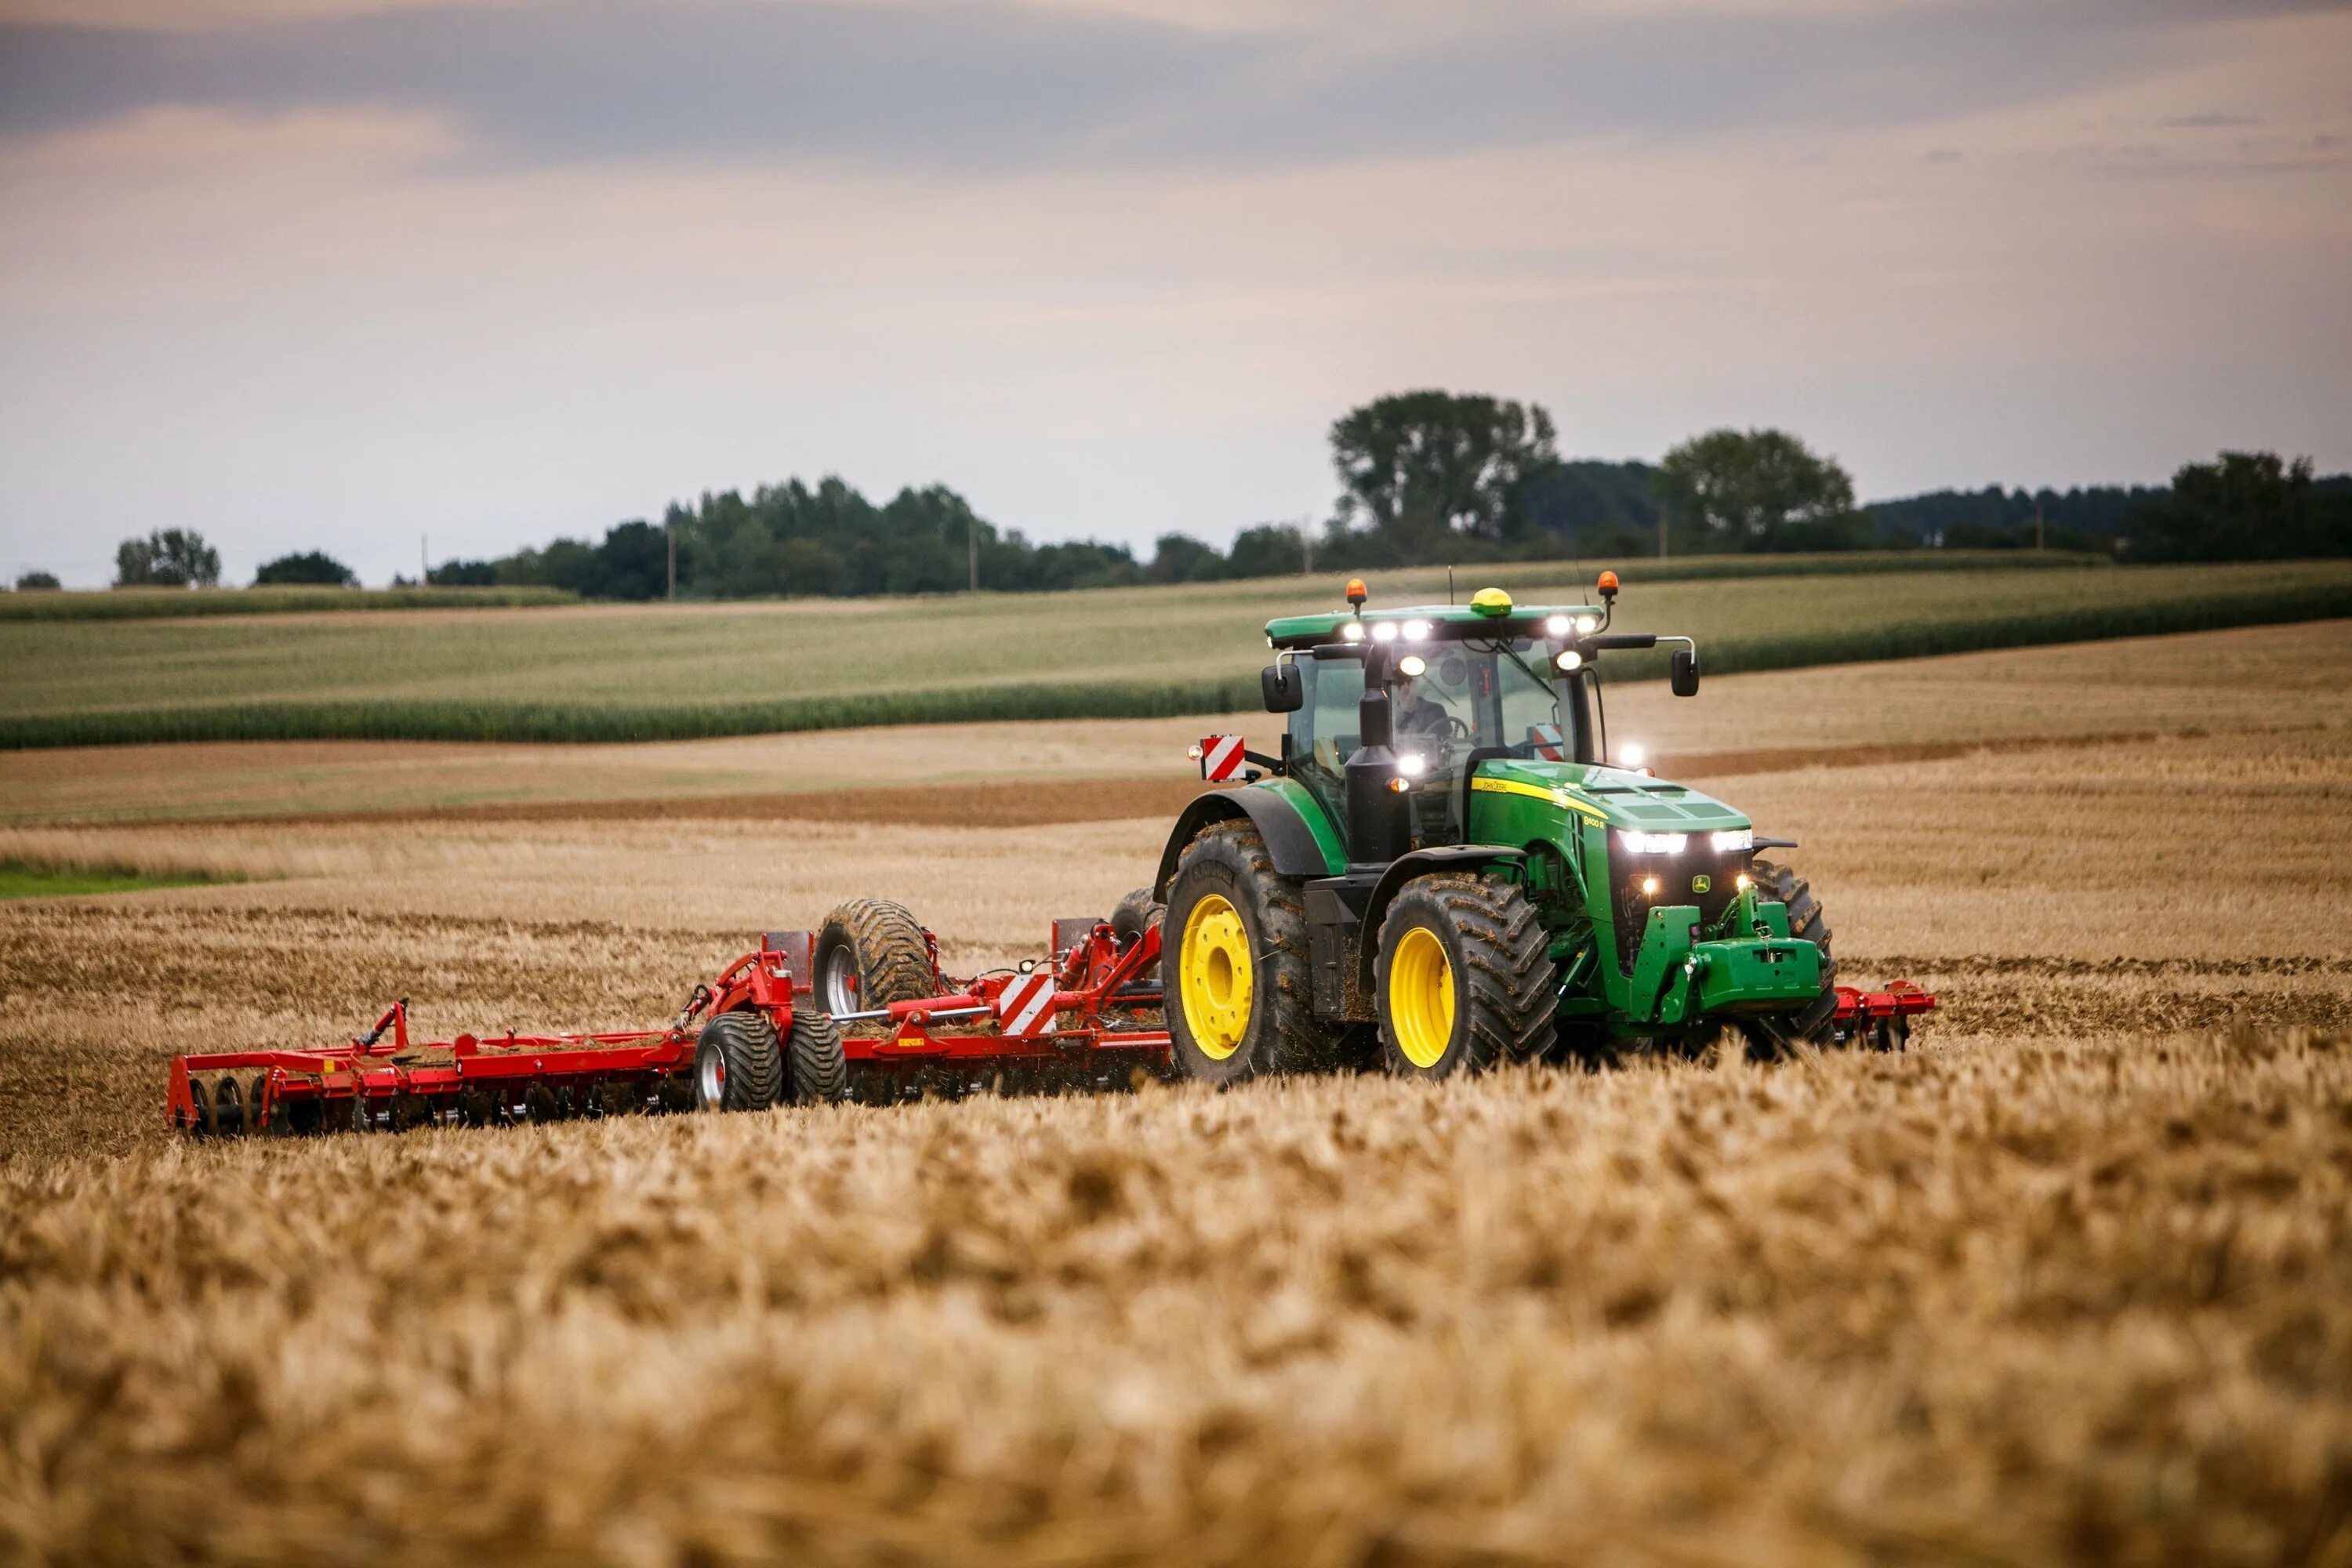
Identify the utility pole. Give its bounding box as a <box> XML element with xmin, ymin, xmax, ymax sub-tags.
<box><xmin>968</xmin><ymin>518</ymin><xmax>979</xmax><ymax>593</ymax></box>
<box><xmin>666</xmin><ymin>521</ymin><xmax>677</xmax><ymax>599</ymax></box>
<box><xmin>421</xmin><ymin>533</ymin><xmax>429</xmax><ymax>586</ymax></box>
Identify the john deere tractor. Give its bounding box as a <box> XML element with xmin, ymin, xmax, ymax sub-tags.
<box><xmin>1155</xmin><ymin>573</ymin><xmax>1867</xmax><ymax>1080</ymax></box>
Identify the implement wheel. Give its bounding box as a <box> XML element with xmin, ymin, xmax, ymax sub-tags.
<box><xmin>1743</xmin><ymin>858</ymin><xmax>1842</xmax><ymax>1055</ymax></box>
<box><xmin>1110</xmin><ymin>887</ymin><xmax>1164</xmax><ymax>949</ymax></box>
<box><xmin>1375</xmin><ymin>873</ymin><xmax>1557</xmax><ymax>1079</ymax></box>
<box><xmin>783</xmin><ymin>1008</ymin><xmax>849</xmax><ymax>1105</ymax></box>
<box><xmin>815</xmin><ymin>898</ymin><xmax>936</xmax><ymax>1014</ymax></box>
<box><xmin>695</xmin><ymin>1010</ymin><xmax>783</xmax><ymax>1112</ymax></box>
<box><xmin>1161</xmin><ymin>818</ymin><xmax>1337</xmax><ymax>1084</ymax></box>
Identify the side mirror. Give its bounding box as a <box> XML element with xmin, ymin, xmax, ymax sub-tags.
<box><xmin>1670</xmin><ymin>648</ymin><xmax>1700</xmax><ymax>698</ymax></box>
<box><xmin>1261</xmin><ymin>662</ymin><xmax>1303</xmax><ymax>713</ymax></box>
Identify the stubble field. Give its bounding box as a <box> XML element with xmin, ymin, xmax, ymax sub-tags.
<box><xmin>3</xmin><ymin>622</ymin><xmax>2351</xmax><ymax>1565</ymax></box>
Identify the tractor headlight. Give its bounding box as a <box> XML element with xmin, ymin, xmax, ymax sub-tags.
<box><xmin>1617</xmin><ymin>829</ymin><xmax>1689</xmax><ymax>855</ymax></box>
<box><xmin>1576</xmin><ymin>615</ymin><xmax>1599</xmax><ymax>634</ymax></box>
<box><xmin>1544</xmin><ymin>614</ymin><xmax>1571</xmax><ymax>637</ymax></box>
<box><xmin>1371</xmin><ymin>619</ymin><xmax>1399</xmax><ymax>643</ymax></box>
<box><xmin>1398</xmin><ymin>752</ymin><xmax>1427</xmax><ymax>776</ymax></box>
<box><xmin>1710</xmin><ymin>829</ymin><xmax>1753</xmax><ymax>853</ymax></box>
<box><xmin>1397</xmin><ymin>653</ymin><xmax>1427</xmax><ymax>677</ymax></box>
<box><xmin>1403</xmin><ymin>619</ymin><xmax>1431</xmax><ymax>641</ymax></box>
<box><xmin>1341</xmin><ymin>621</ymin><xmax>1365</xmax><ymax>642</ymax></box>
<box><xmin>1555</xmin><ymin>649</ymin><xmax>1582</xmax><ymax>671</ymax></box>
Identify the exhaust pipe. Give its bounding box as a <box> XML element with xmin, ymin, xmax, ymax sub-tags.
<box><xmin>1344</xmin><ymin>647</ymin><xmax>1410</xmax><ymax>868</ymax></box>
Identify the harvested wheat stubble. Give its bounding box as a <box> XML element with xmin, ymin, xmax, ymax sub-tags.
<box><xmin>2</xmin><ymin>1029</ymin><xmax>2348</xmax><ymax>1566</ymax></box>
<box><xmin>0</xmin><ymin>704</ymin><xmax>2349</xmax><ymax>1563</ymax></box>
<box><xmin>6</xmin><ymin>892</ymin><xmax>2347</xmax><ymax>1166</ymax></box>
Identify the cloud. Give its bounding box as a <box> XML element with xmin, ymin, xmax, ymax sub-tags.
<box><xmin>2</xmin><ymin>0</ymin><xmax>2340</xmax><ymax>173</ymax></box>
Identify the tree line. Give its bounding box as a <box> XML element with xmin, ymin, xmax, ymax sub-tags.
<box><xmin>36</xmin><ymin>391</ymin><xmax>2350</xmax><ymax>597</ymax></box>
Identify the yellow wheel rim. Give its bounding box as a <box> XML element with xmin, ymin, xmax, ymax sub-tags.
<box><xmin>1388</xmin><ymin>924</ymin><xmax>1456</xmax><ymax>1070</ymax></box>
<box><xmin>1179</xmin><ymin>893</ymin><xmax>1253</xmax><ymax>1061</ymax></box>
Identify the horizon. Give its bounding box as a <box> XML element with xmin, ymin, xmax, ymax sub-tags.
<box><xmin>4</xmin><ymin>0</ymin><xmax>2348</xmax><ymax>589</ymax></box>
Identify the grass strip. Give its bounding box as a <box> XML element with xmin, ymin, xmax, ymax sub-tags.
<box><xmin>0</xmin><ymin>586</ymin><xmax>578</xmax><ymax>622</ymax></box>
<box><xmin>4</xmin><ymin>580</ymin><xmax>2345</xmax><ymax>750</ymax></box>
<box><xmin>0</xmin><ymin>857</ymin><xmax>235</xmax><ymax>900</ymax></box>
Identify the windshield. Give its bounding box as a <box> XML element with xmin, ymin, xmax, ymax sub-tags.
<box><xmin>1292</xmin><ymin>637</ymin><xmax>1576</xmax><ymax>848</ymax></box>
<box><xmin>1388</xmin><ymin>636</ymin><xmax>1569</xmax><ymax>765</ymax></box>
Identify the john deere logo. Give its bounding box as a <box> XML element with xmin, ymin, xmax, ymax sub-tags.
<box><xmin>1690</xmin><ymin>874</ymin><xmax>1711</xmax><ymax>895</ymax></box>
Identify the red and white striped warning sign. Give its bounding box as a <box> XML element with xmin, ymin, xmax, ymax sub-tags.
<box><xmin>994</xmin><ymin>971</ymin><xmax>1060</xmax><ymax>1036</ymax></box>
<box><xmin>1199</xmin><ymin>734</ymin><xmax>1245</xmax><ymax>781</ymax></box>
<box><xmin>1527</xmin><ymin>724</ymin><xmax>1566</xmax><ymax>761</ymax></box>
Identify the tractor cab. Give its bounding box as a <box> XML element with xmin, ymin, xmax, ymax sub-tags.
<box><xmin>1266</xmin><ymin>585</ymin><xmax>1603</xmax><ymax>851</ymax></box>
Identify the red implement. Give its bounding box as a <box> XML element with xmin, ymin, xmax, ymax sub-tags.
<box><xmin>168</xmin><ymin>915</ymin><xmax>1174</xmax><ymax>1135</ymax></box>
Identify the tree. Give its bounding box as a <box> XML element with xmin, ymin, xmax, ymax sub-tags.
<box><xmin>13</xmin><ymin>571</ymin><xmax>60</xmax><ymax>591</ymax></box>
<box><xmin>1652</xmin><ymin>429</ymin><xmax>1859</xmax><ymax>551</ymax></box>
<box><xmin>254</xmin><ymin>550</ymin><xmax>358</xmax><ymax>586</ymax></box>
<box><xmin>1226</xmin><ymin>523</ymin><xmax>1314</xmax><ymax>579</ymax></box>
<box><xmin>1147</xmin><ymin>534</ymin><xmax>1229</xmax><ymax>584</ymax></box>
<box><xmin>1330</xmin><ymin>391</ymin><xmax>1559</xmax><ymax>551</ymax></box>
<box><xmin>428</xmin><ymin>559</ymin><xmax>499</xmax><ymax>586</ymax></box>
<box><xmin>114</xmin><ymin>528</ymin><xmax>221</xmax><ymax>588</ymax></box>
<box><xmin>1514</xmin><ymin>460</ymin><xmax>1663</xmax><ymax>557</ymax></box>
<box><xmin>592</xmin><ymin>520</ymin><xmax>670</xmax><ymax>600</ymax></box>
<box><xmin>2125</xmin><ymin>452</ymin><xmax>2349</xmax><ymax>561</ymax></box>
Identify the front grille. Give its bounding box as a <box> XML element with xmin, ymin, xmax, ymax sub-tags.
<box><xmin>1610</xmin><ymin>846</ymin><xmax>1753</xmax><ymax>974</ymax></box>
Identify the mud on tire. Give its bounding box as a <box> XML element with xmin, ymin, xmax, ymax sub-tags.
<box><xmin>815</xmin><ymin>898</ymin><xmax>937</xmax><ymax>1015</ymax></box>
<box><xmin>1744</xmin><ymin>858</ymin><xmax>1842</xmax><ymax>1054</ymax></box>
<box><xmin>1376</xmin><ymin>872</ymin><xmax>1557</xmax><ymax>1078</ymax></box>
<box><xmin>1110</xmin><ymin>886</ymin><xmax>1165</xmax><ymax>949</ymax></box>
<box><xmin>1160</xmin><ymin>818</ymin><xmax>1339</xmax><ymax>1084</ymax></box>
<box><xmin>695</xmin><ymin>1010</ymin><xmax>785</xmax><ymax>1112</ymax></box>
<box><xmin>783</xmin><ymin>1008</ymin><xmax>849</xmax><ymax>1105</ymax></box>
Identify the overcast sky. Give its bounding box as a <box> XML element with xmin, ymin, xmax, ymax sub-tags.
<box><xmin>2</xmin><ymin>0</ymin><xmax>2347</xmax><ymax>586</ymax></box>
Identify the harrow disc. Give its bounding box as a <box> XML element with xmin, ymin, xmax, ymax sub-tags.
<box><xmin>212</xmin><ymin>1076</ymin><xmax>244</xmax><ymax>1137</ymax></box>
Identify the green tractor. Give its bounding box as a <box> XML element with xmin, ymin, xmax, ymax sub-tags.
<box><xmin>1154</xmin><ymin>573</ymin><xmax>1928</xmax><ymax>1080</ymax></box>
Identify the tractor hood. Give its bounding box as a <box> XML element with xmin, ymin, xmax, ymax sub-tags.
<box><xmin>1472</xmin><ymin>757</ymin><xmax>1751</xmax><ymax>833</ymax></box>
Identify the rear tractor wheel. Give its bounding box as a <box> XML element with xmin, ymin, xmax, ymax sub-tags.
<box><xmin>1375</xmin><ymin>873</ymin><xmax>1556</xmax><ymax>1079</ymax></box>
<box><xmin>815</xmin><ymin>898</ymin><xmax>937</xmax><ymax>1015</ymax></box>
<box><xmin>695</xmin><ymin>1010</ymin><xmax>785</xmax><ymax>1112</ymax></box>
<box><xmin>1160</xmin><ymin>818</ymin><xmax>1338</xmax><ymax>1084</ymax></box>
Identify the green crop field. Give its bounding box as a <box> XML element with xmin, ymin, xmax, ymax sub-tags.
<box><xmin>0</xmin><ymin>584</ymin><xmax>577</xmax><ymax>622</ymax></box>
<box><xmin>0</xmin><ymin>857</ymin><xmax>228</xmax><ymax>900</ymax></box>
<box><xmin>4</xmin><ymin>559</ymin><xmax>2349</xmax><ymax>747</ymax></box>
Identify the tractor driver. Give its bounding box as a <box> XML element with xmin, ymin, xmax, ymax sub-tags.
<box><xmin>1392</xmin><ymin>669</ymin><xmax>1456</xmax><ymax>747</ymax></box>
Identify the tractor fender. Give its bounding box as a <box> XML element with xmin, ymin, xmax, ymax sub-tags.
<box><xmin>1155</xmin><ymin>787</ymin><xmax>1331</xmax><ymax>897</ymax></box>
<box><xmin>1353</xmin><ymin>846</ymin><xmax>1529</xmax><ymax>993</ymax></box>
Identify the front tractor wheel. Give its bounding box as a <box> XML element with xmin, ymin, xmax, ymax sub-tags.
<box><xmin>1742</xmin><ymin>858</ymin><xmax>1844</xmax><ymax>1056</ymax></box>
<box><xmin>695</xmin><ymin>1011</ymin><xmax>784</xmax><ymax>1112</ymax></box>
<box><xmin>1375</xmin><ymin>873</ymin><xmax>1557</xmax><ymax>1079</ymax></box>
<box><xmin>1161</xmin><ymin>819</ymin><xmax>1337</xmax><ymax>1084</ymax></box>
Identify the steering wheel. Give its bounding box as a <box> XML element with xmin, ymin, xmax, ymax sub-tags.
<box><xmin>1446</xmin><ymin>715</ymin><xmax>1473</xmax><ymax>742</ymax></box>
